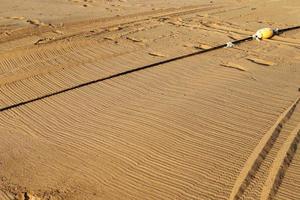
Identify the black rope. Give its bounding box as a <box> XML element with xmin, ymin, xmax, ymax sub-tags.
<box><xmin>278</xmin><ymin>26</ymin><xmax>300</xmax><ymax>33</ymax></box>
<box><xmin>1</xmin><ymin>26</ymin><xmax>299</xmax><ymax>112</ymax></box>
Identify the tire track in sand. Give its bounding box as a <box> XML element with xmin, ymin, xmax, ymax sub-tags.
<box><xmin>229</xmin><ymin>97</ymin><xmax>300</xmax><ymax>200</ymax></box>
<box><xmin>0</xmin><ymin>4</ymin><xmax>222</xmax><ymax>46</ymax></box>
<box><xmin>1</xmin><ymin>55</ymin><xmax>295</xmax><ymax>200</ymax></box>
<box><xmin>261</xmin><ymin>122</ymin><xmax>300</xmax><ymax>200</ymax></box>
<box><xmin>273</xmin><ymin>127</ymin><xmax>300</xmax><ymax>200</ymax></box>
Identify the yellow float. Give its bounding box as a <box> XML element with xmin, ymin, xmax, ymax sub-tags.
<box><xmin>253</xmin><ymin>28</ymin><xmax>274</xmax><ymax>40</ymax></box>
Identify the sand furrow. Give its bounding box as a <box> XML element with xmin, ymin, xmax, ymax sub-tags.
<box><xmin>229</xmin><ymin>97</ymin><xmax>300</xmax><ymax>200</ymax></box>
<box><xmin>261</xmin><ymin>122</ymin><xmax>300</xmax><ymax>200</ymax></box>
<box><xmin>1</xmin><ymin>2</ymin><xmax>300</xmax><ymax>199</ymax></box>
<box><xmin>2</xmin><ymin>49</ymin><xmax>299</xmax><ymax>199</ymax></box>
<box><xmin>0</xmin><ymin>54</ymin><xmax>291</xmax><ymax>111</ymax></box>
<box><xmin>0</xmin><ymin>40</ymin><xmax>139</xmax><ymax>86</ymax></box>
<box><xmin>0</xmin><ymin>23</ymin><xmax>296</xmax><ymax>109</ymax></box>
<box><xmin>0</xmin><ymin>3</ymin><xmax>223</xmax><ymax>51</ymax></box>
<box><xmin>273</xmin><ymin>146</ymin><xmax>300</xmax><ymax>200</ymax></box>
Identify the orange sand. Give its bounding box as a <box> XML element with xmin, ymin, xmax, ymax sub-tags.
<box><xmin>1</xmin><ymin>0</ymin><xmax>300</xmax><ymax>199</ymax></box>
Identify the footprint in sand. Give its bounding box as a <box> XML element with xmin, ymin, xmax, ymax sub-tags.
<box><xmin>17</xmin><ymin>192</ymin><xmax>41</xmax><ymax>200</ymax></box>
<box><xmin>107</xmin><ymin>26</ymin><xmax>122</xmax><ymax>32</ymax></box>
<box><xmin>126</xmin><ymin>36</ymin><xmax>146</xmax><ymax>43</ymax></box>
<box><xmin>168</xmin><ymin>21</ymin><xmax>183</xmax><ymax>26</ymax></box>
<box><xmin>5</xmin><ymin>16</ymin><xmax>26</xmax><ymax>20</ymax></box>
<box><xmin>68</xmin><ymin>0</ymin><xmax>94</xmax><ymax>7</ymax></box>
<box><xmin>27</xmin><ymin>19</ymin><xmax>46</xmax><ymax>26</ymax></box>
<box><xmin>104</xmin><ymin>36</ymin><xmax>117</xmax><ymax>41</ymax></box>
<box><xmin>247</xmin><ymin>57</ymin><xmax>275</xmax><ymax>66</ymax></box>
<box><xmin>197</xmin><ymin>13</ymin><xmax>209</xmax><ymax>18</ymax></box>
<box><xmin>68</xmin><ymin>0</ymin><xmax>94</xmax><ymax>2</ymax></box>
<box><xmin>34</xmin><ymin>37</ymin><xmax>53</xmax><ymax>45</ymax></box>
<box><xmin>220</xmin><ymin>62</ymin><xmax>247</xmax><ymax>72</ymax></box>
<box><xmin>53</xmin><ymin>30</ymin><xmax>64</xmax><ymax>35</ymax></box>
<box><xmin>148</xmin><ymin>52</ymin><xmax>166</xmax><ymax>57</ymax></box>
<box><xmin>4</xmin><ymin>16</ymin><xmax>47</xmax><ymax>27</ymax></box>
<box><xmin>194</xmin><ymin>44</ymin><xmax>212</xmax><ymax>50</ymax></box>
<box><xmin>1</xmin><ymin>31</ymin><xmax>11</xmax><ymax>36</ymax></box>
<box><xmin>183</xmin><ymin>43</ymin><xmax>194</xmax><ymax>48</ymax></box>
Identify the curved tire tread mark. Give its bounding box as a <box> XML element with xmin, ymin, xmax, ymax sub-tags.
<box><xmin>261</xmin><ymin>122</ymin><xmax>300</xmax><ymax>200</ymax></box>
<box><xmin>229</xmin><ymin>97</ymin><xmax>300</xmax><ymax>200</ymax></box>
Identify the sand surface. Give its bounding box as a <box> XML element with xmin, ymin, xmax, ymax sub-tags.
<box><xmin>0</xmin><ymin>0</ymin><xmax>300</xmax><ymax>199</ymax></box>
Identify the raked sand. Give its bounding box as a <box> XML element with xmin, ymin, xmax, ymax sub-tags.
<box><xmin>0</xmin><ymin>0</ymin><xmax>300</xmax><ymax>199</ymax></box>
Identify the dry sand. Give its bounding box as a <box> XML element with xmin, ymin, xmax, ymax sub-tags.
<box><xmin>0</xmin><ymin>0</ymin><xmax>300</xmax><ymax>199</ymax></box>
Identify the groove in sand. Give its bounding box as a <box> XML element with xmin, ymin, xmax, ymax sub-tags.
<box><xmin>0</xmin><ymin>36</ymin><xmax>249</xmax><ymax>112</ymax></box>
<box><xmin>229</xmin><ymin>97</ymin><xmax>300</xmax><ymax>200</ymax></box>
<box><xmin>261</xmin><ymin>122</ymin><xmax>300</xmax><ymax>200</ymax></box>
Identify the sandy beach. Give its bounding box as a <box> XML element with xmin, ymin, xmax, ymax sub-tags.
<box><xmin>1</xmin><ymin>0</ymin><xmax>300</xmax><ymax>199</ymax></box>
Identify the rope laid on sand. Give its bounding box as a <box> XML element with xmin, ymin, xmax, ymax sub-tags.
<box><xmin>1</xmin><ymin>26</ymin><xmax>299</xmax><ymax>112</ymax></box>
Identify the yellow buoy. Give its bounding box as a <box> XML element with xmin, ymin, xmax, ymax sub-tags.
<box><xmin>253</xmin><ymin>28</ymin><xmax>274</xmax><ymax>40</ymax></box>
